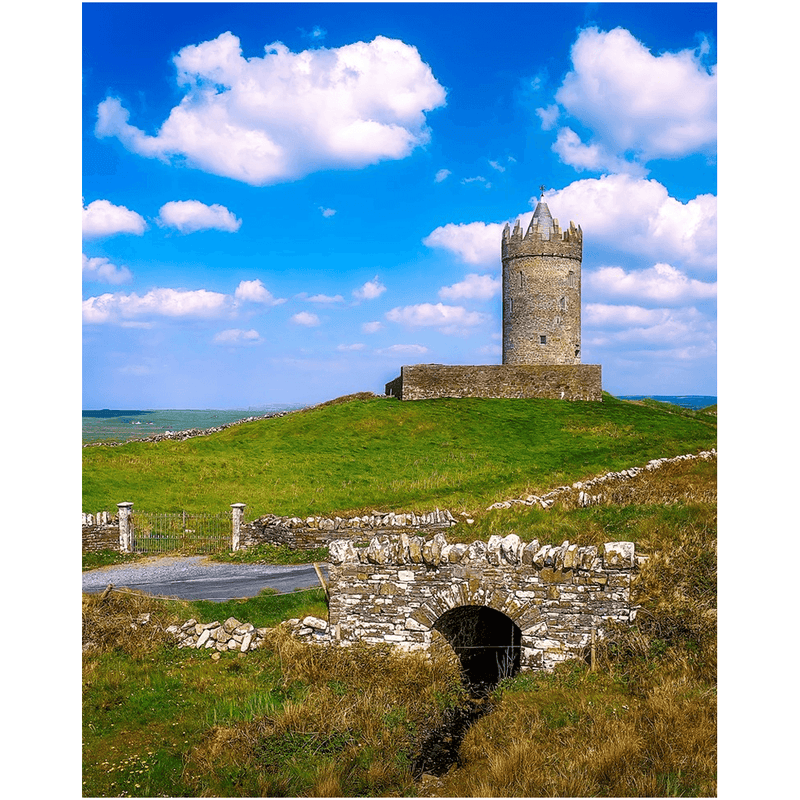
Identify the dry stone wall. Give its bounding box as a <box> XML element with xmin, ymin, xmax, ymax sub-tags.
<box><xmin>82</xmin><ymin>513</ymin><xmax>120</xmax><ymax>553</ymax></box>
<box><xmin>241</xmin><ymin>508</ymin><xmax>457</xmax><ymax>551</ymax></box>
<box><xmin>317</xmin><ymin>532</ymin><xmax>636</xmax><ymax>672</ymax></box>
<box><xmin>385</xmin><ymin>364</ymin><xmax>602</xmax><ymax>402</ymax></box>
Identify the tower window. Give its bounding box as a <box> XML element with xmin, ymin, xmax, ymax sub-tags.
<box><xmin>559</xmin><ymin>296</ymin><xmax>566</xmax><ymax>311</ymax></box>
<box><xmin>568</xmin><ymin>270</ymin><xmax>575</xmax><ymax>288</ymax></box>
<box><xmin>519</xmin><ymin>271</ymin><xmax>524</xmax><ymax>289</ymax></box>
<box><xmin>540</xmin><ymin>335</ymin><xmax>547</xmax><ymax>344</ymax></box>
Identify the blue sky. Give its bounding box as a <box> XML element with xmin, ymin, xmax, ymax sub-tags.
<box><xmin>82</xmin><ymin>2</ymin><xmax>718</xmax><ymax>409</ymax></box>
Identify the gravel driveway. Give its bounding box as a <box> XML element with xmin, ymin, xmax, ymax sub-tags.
<box><xmin>82</xmin><ymin>555</ymin><xmax>329</xmax><ymax>601</ymax></box>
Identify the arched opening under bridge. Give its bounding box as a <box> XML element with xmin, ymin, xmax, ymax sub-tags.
<box><xmin>433</xmin><ymin>605</ymin><xmax>522</xmax><ymax>689</ymax></box>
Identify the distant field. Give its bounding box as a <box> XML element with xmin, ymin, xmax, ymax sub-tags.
<box><xmin>82</xmin><ymin>393</ymin><xmax>716</xmax><ymax>517</ymax></box>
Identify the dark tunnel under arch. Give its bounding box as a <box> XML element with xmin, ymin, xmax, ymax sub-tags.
<box><xmin>433</xmin><ymin>605</ymin><xmax>522</xmax><ymax>688</ymax></box>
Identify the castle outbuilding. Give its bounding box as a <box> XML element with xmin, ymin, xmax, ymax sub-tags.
<box><xmin>385</xmin><ymin>192</ymin><xmax>602</xmax><ymax>401</ymax></box>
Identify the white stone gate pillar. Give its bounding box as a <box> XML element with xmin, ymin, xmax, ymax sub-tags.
<box><xmin>230</xmin><ymin>503</ymin><xmax>246</xmax><ymax>551</ymax></box>
<box><xmin>117</xmin><ymin>502</ymin><xmax>133</xmax><ymax>553</ymax></box>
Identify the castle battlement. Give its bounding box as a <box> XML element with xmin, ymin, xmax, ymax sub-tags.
<box><xmin>502</xmin><ymin>212</ymin><xmax>582</xmax><ymax>261</ymax></box>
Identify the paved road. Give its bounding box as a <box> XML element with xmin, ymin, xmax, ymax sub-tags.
<box><xmin>82</xmin><ymin>555</ymin><xmax>329</xmax><ymax>601</ymax></box>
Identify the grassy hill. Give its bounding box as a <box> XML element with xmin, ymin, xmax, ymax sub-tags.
<box><xmin>82</xmin><ymin>392</ymin><xmax>716</xmax><ymax>516</ymax></box>
<box><xmin>82</xmin><ymin>391</ymin><xmax>717</xmax><ymax>797</ymax></box>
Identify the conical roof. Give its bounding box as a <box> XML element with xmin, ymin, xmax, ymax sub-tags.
<box><xmin>528</xmin><ymin>199</ymin><xmax>555</xmax><ymax>240</ymax></box>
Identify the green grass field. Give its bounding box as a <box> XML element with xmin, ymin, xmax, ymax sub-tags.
<box><xmin>83</xmin><ymin>392</ymin><xmax>717</xmax><ymax>796</ymax></box>
<box><xmin>83</xmin><ymin>393</ymin><xmax>716</xmax><ymax>517</ymax></box>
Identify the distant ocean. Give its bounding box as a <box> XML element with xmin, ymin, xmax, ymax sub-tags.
<box><xmin>617</xmin><ymin>395</ymin><xmax>716</xmax><ymax>410</ymax></box>
<box><xmin>82</xmin><ymin>405</ymin><xmax>307</xmax><ymax>444</ymax></box>
<box><xmin>83</xmin><ymin>395</ymin><xmax>717</xmax><ymax>444</ymax></box>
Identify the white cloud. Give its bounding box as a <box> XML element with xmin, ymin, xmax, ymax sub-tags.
<box><xmin>434</xmin><ymin>168</ymin><xmax>451</xmax><ymax>183</ymax></box>
<box><xmin>375</xmin><ymin>344</ymin><xmax>429</xmax><ymax>355</ymax></box>
<box><xmin>307</xmin><ymin>293</ymin><xmax>344</xmax><ymax>304</ymax></box>
<box><xmin>95</xmin><ymin>33</ymin><xmax>446</xmax><ymax>186</ymax></box>
<box><xmin>361</xmin><ymin>321</ymin><xmax>384</xmax><ymax>334</ymax></box>
<box><xmin>552</xmin><ymin>127</ymin><xmax>639</xmax><ymax>176</ymax></box>
<box><xmin>488</xmin><ymin>161</ymin><xmax>505</xmax><ymax>173</ymax></box>
<box><xmin>319</xmin><ymin>207</ymin><xmax>336</xmax><ymax>217</ymax></box>
<box><xmin>234</xmin><ymin>279</ymin><xmax>285</xmax><ymax>305</ymax></box>
<box><xmin>584</xmin><ymin>263</ymin><xmax>716</xmax><ymax>304</ymax></box>
<box><xmin>213</xmin><ymin>328</ymin><xmax>261</xmax><ymax>345</ymax></box>
<box><xmin>386</xmin><ymin>302</ymin><xmax>489</xmax><ymax>335</ymax></box>
<box><xmin>543</xmin><ymin>175</ymin><xmax>717</xmax><ymax>270</ymax></box>
<box><xmin>535</xmin><ymin>104</ymin><xmax>559</xmax><ymax>130</ymax></box>
<box><xmin>337</xmin><ymin>343</ymin><xmax>365</xmax><ymax>351</ymax></box>
<box><xmin>423</xmin><ymin>221</ymin><xmax>505</xmax><ymax>266</ymax></box>
<box><xmin>583</xmin><ymin>304</ymin><xmax>715</xmax><ymax>350</ymax></box>
<box><xmin>83</xmin><ymin>288</ymin><xmax>231</xmax><ymax>324</ymax></box>
<box><xmin>439</xmin><ymin>273</ymin><xmax>501</xmax><ymax>301</ymax></box>
<box><xmin>353</xmin><ymin>277</ymin><xmax>386</xmax><ymax>301</ymax></box>
<box><xmin>82</xmin><ymin>199</ymin><xmax>146</xmax><ymax>238</ymax></box>
<box><xmin>545</xmin><ymin>27</ymin><xmax>715</xmax><ymax>170</ymax></box>
<box><xmin>82</xmin><ymin>254</ymin><xmax>133</xmax><ymax>285</ymax></box>
<box><xmin>158</xmin><ymin>200</ymin><xmax>241</xmax><ymax>233</ymax></box>
<box><xmin>291</xmin><ymin>311</ymin><xmax>321</xmax><ymax>327</ymax></box>
<box><xmin>461</xmin><ymin>176</ymin><xmax>491</xmax><ymax>188</ymax></box>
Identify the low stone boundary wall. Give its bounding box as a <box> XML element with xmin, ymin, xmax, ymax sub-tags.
<box><xmin>486</xmin><ymin>448</ymin><xmax>716</xmax><ymax>510</ymax></box>
<box><xmin>241</xmin><ymin>508</ymin><xmax>457</xmax><ymax>550</ymax></box>
<box><xmin>82</xmin><ymin>513</ymin><xmax>120</xmax><ymax>553</ymax></box>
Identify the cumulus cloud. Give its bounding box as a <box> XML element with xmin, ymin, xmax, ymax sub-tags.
<box><xmin>234</xmin><ymin>279</ymin><xmax>285</xmax><ymax>305</ymax></box>
<box><xmin>213</xmin><ymin>328</ymin><xmax>261</xmax><ymax>345</ymax></box>
<box><xmin>386</xmin><ymin>303</ymin><xmax>489</xmax><ymax>335</ymax></box>
<box><xmin>375</xmin><ymin>344</ymin><xmax>429</xmax><ymax>355</ymax></box>
<box><xmin>542</xmin><ymin>27</ymin><xmax>716</xmax><ymax>171</ymax></box>
<box><xmin>157</xmin><ymin>200</ymin><xmax>241</xmax><ymax>233</ymax></box>
<box><xmin>362</xmin><ymin>321</ymin><xmax>384</xmax><ymax>334</ymax></box>
<box><xmin>353</xmin><ymin>277</ymin><xmax>386</xmax><ymax>301</ymax></box>
<box><xmin>439</xmin><ymin>273</ymin><xmax>501</xmax><ymax>301</ymax></box>
<box><xmin>319</xmin><ymin>207</ymin><xmax>337</xmax><ymax>217</ymax></box>
<box><xmin>434</xmin><ymin>168</ymin><xmax>451</xmax><ymax>183</ymax></box>
<box><xmin>584</xmin><ymin>263</ymin><xmax>716</xmax><ymax>304</ymax></box>
<box><xmin>82</xmin><ymin>199</ymin><xmax>146</xmax><ymax>238</ymax></box>
<box><xmin>95</xmin><ymin>33</ymin><xmax>446</xmax><ymax>185</ymax></box>
<box><xmin>552</xmin><ymin>127</ymin><xmax>639</xmax><ymax>176</ymax></box>
<box><xmin>291</xmin><ymin>311</ymin><xmax>321</xmax><ymax>327</ymax></box>
<box><xmin>82</xmin><ymin>254</ymin><xmax>133</xmax><ymax>285</ymax></box>
<box><xmin>542</xmin><ymin>175</ymin><xmax>717</xmax><ymax>270</ymax></box>
<box><xmin>83</xmin><ymin>288</ymin><xmax>231</xmax><ymax>324</ymax></box>
<box><xmin>423</xmin><ymin>221</ymin><xmax>505</xmax><ymax>266</ymax></box>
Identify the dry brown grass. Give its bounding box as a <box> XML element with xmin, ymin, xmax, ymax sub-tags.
<box><xmin>558</xmin><ymin>456</ymin><xmax>717</xmax><ymax>511</ymax></box>
<box><xmin>82</xmin><ymin>589</ymin><xmax>177</xmax><ymax>658</ymax></box>
<box><xmin>184</xmin><ymin>626</ymin><xmax>466</xmax><ymax>796</ymax></box>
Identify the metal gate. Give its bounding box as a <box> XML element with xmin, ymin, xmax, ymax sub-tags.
<box><xmin>131</xmin><ymin>510</ymin><xmax>232</xmax><ymax>555</ymax></box>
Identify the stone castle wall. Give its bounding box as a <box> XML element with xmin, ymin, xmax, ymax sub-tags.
<box><xmin>325</xmin><ymin>532</ymin><xmax>636</xmax><ymax>672</ymax></box>
<box><xmin>385</xmin><ymin>364</ymin><xmax>602</xmax><ymax>402</ymax></box>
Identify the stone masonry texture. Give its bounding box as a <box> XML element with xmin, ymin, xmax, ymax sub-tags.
<box><xmin>325</xmin><ymin>532</ymin><xmax>636</xmax><ymax>672</ymax></box>
<box><xmin>385</xmin><ymin>364</ymin><xmax>602</xmax><ymax>402</ymax></box>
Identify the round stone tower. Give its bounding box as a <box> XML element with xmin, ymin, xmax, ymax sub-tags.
<box><xmin>502</xmin><ymin>194</ymin><xmax>583</xmax><ymax>365</ymax></box>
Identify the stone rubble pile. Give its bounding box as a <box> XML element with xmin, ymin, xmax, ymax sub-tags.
<box><xmin>167</xmin><ymin>616</ymin><xmax>272</xmax><ymax>653</ymax></box>
<box><xmin>487</xmin><ymin>449</ymin><xmax>716</xmax><ymax>511</ymax></box>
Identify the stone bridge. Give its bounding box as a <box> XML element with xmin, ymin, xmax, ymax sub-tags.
<box><xmin>324</xmin><ymin>532</ymin><xmax>637</xmax><ymax>683</ymax></box>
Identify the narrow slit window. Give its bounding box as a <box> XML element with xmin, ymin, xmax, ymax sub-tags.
<box><xmin>540</xmin><ymin>335</ymin><xmax>547</xmax><ymax>344</ymax></box>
